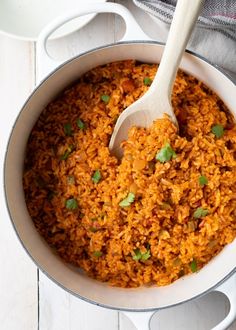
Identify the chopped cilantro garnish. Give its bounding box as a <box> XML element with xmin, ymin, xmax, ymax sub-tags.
<box><xmin>64</xmin><ymin>123</ymin><xmax>72</xmax><ymax>136</ymax></box>
<box><xmin>193</xmin><ymin>207</ymin><xmax>209</xmax><ymax>219</ymax></box>
<box><xmin>119</xmin><ymin>192</ymin><xmax>135</xmax><ymax>207</ymax></box>
<box><xmin>77</xmin><ymin>118</ymin><xmax>86</xmax><ymax>130</ymax></box>
<box><xmin>190</xmin><ymin>259</ymin><xmax>197</xmax><ymax>273</ymax></box>
<box><xmin>133</xmin><ymin>248</ymin><xmax>151</xmax><ymax>261</ymax></box>
<box><xmin>141</xmin><ymin>250</ymin><xmax>151</xmax><ymax>261</ymax></box>
<box><xmin>143</xmin><ymin>77</ymin><xmax>152</xmax><ymax>86</ymax></box>
<box><xmin>199</xmin><ymin>175</ymin><xmax>208</xmax><ymax>186</ymax></box>
<box><xmin>211</xmin><ymin>124</ymin><xmax>224</xmax><ymax>138</ymax></box>
<box><xmin>65</xmin><ymin>198</ymin><xmax>78</xmax><ymax>210</ymax></box>
<box><xmin>101</xmin><ymin>94</ymin><xmax>110</xmax><ymax>103</ymax></box>
<box><xmin>132</xmin><ymin>248</ymin><xmax>142</xmax><ymax>261</ymax></box>
<box><xmin>156</xmin><ymin>143</ymin><xmax>176</xmax><ymax>163</ymax></box>
<box><xmin>60</xmin><ymin>145</ymin><xmax>75</xmax><ymax>160</ymax></box>
<box><xmin>161</xmin><ymin>202</ymin><xmax>171</xmax><ymax>210</ymax></box>
<box><xmin>92</xmin><ymin>170</ymin><xmax>101</xmax><ymax>183</ymax></box>
<box><xmin>67</xmin><ymin>175</ymin><xmax>75</xmax><ymax>185</ymax></box>
<box><xmin>93</xmin><ymin>251</ymin><xmax>103</xmax><ymax>257</ymax></box>
<box><xmin>90</xmin><ymin>227</ymin><xmax>98</xmax><ymax>233</ymax></box>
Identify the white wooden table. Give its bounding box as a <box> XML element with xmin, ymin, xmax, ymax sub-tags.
<box><xmin>1</xmin><ymin>1</ymin><xmax>236</xmax><ymax>329</ymax></box>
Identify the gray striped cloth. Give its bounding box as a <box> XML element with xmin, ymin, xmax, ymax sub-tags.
<box><xmin>133</xmin><ymin>0</ymin><xmax>236</xmax><ymax>80</ymax></box>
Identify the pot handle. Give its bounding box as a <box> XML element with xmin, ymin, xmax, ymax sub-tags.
<box><xmin>122</xmin><ymin>311</ymin><xmax>156</xmax><ymax>330</ymax></box>
<box><xmin>36</xmin><ymin>2</ymin><xmax>150</xmax><ymax>82</ymax></box>
<box><xmin>211</xmin><ymin>273</ymin><xmax>236</xmax><ymax>330</ymax></box>
<box><xmin>123</xmin><ymin>273</ymin><xmax>236</xmax><ymax>330</ymax></box>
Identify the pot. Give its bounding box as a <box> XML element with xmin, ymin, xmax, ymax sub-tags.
<box><xmin>4</xmin><ymin>3</ymin><xmax>236</xmax><ymax>330</ymax></box>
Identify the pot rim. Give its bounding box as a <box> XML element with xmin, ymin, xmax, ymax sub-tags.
<box><xmin>3</xmin><ymin>40</ymin><xmax>236</xmax><ymax>312</ymax></box>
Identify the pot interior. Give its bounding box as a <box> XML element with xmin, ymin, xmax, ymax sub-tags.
<box><xmin>4</xmin><ymin>42</ymin><xmax>236</xmax><ymax>310</ymax></box>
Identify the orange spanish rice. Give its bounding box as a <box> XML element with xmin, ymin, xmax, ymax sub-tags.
<box><xmin>23</xmin><ymin>60</ymin><xmax>236</xmax><ymax>288</ymax></box>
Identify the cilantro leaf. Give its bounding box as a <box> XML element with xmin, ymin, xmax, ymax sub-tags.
<box><xmin>101</xmin><ymin>94</ymin><xmax>110</xmax><ymax>103</ymax></box>
<box><xmin>211</xmin><ymin>124</ymin><xmax>224</xmax><ymax>138</ymax></box>
<box><xmin>193</xmin><ymin>207</ymin><xmax>209</xmax><ymax>219</ymax></box>
<box><xmin>132</xmin><ymin>248</ymin><xmax>142</xmax><ymax>261</ymax></box>
<box><xmin>143</xmin><ymin>77</ymin><xmax>152</xmax><ymax>86</ymax></box>
<box><xmin>132</xmin><ymin>248</ymin><xmax>151</xmax><ymax>261</ymax></box>
<box><xmin>199</xmin><ymin>175</ymin><xmax>208</xmax><ymax>186</ymax></box>
<box><xmin>141</xmin><ymin>250</ymin><xmax>151</xmax><ymax>261</ymax></box>
<box><xmin>93</xmin><ymin>251</ymin><xmax>103</xmax><ymax>257</ymax></box>
<box><xmin>65</xmin><ymin>198</ymin><xmax>78</xmax><ymax>210</ymax></box>
<box><xmin>156</xmin><ymin>143</ymin><xmax>176</xmax><ymax>163</ymax></box>
<box><xmin>90</xmin><ymin>227</ymin><xmax>98</xmax><ymax>233</ymax></box>
<box><xmin>77</xmin><ymin>118</ymin><xmax>86</xmax><ymax>130</ymax></box>
<box><xmin>64</xmin><ymin>123</ymin><xmax>72</xmax><ymax>136</ymax></box>
<box><xmin>92</xmin><ymin>170</ymin><xmax>102</xmax><ymax>183</ymax></box>
<box><xmin>119</xmin><ymin>192</ymin><xmax>135</xmax><ymax>207</ymax></box>
<box><xmin>67</xmin><ymin>175</ymin><xmax>75</xmax><ymax>185</ymax></box>
<box><xmin>190</xmin><ymin>259</ymin><xmax>197</xmax><ymax>273</ymax></box>
<box><xmin>60</xmin><ymin>145</ymin><xmax>75</xmax><ymax>160</ymax></box>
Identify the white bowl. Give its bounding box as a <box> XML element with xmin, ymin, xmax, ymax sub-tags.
<box><xmin>0</xmin><ymin>0</ymin><xmax>107</xmax><ymax>40</ymax></box>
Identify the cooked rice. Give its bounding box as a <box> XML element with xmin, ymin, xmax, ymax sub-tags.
<box><xmin>23</xmin><ymin>60</ymin><xmax>236</xmax><ymax>288</ymax></box>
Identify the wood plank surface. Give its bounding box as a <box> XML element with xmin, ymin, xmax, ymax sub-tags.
<box><xmin>39</xmin><ymin>272</ymin><xmax>118</xmax><ymax>330</ymax></box>
<box><xmin>1</xmin><ymin>1</ymin><xmax>236</xmax><ymax>329</ymax></box>
<box><xmin>0</xmin><ymin>35</ymin><xmax>38</xmax><ymax>330</ymax></box>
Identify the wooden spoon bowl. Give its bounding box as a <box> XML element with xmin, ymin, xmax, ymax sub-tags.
<box><xmin>109</xmin><ymin>0</ymin><xmax>204</xmax><ymax>158</ymax></box>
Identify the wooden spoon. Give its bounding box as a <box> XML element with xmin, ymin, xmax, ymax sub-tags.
<box><xmin>109</xmin><ymin>0</ymin><xmax>204</xmax><ymax>158</ymax></box>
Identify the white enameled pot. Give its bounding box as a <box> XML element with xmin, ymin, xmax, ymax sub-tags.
<box><xmin>4</xmin><ymin>3</ymin><xmax>236</xmax><ymax>330</ymax></box>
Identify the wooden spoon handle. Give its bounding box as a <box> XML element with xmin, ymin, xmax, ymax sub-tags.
<box><xmin>151</xmin><ymin>0</ymin><xmax>204</xmax><ymax>98</ymax></box>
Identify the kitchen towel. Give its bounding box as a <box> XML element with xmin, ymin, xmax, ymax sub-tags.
<box><xmin>133</xmin><ymin>0</ymin><xmax>236</xmax><ymax>81</ymax></box>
